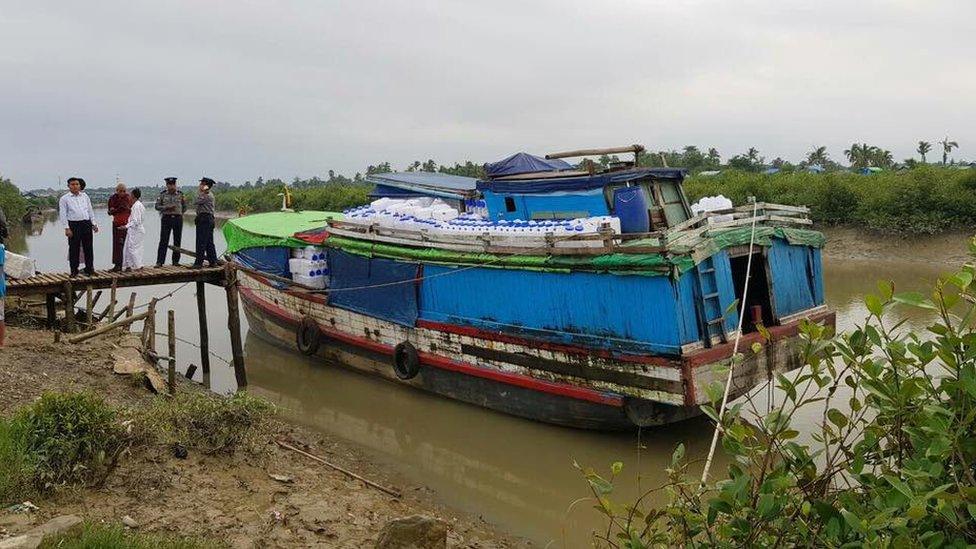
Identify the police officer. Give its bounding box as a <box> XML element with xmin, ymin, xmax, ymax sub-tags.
<box><xmin>155</xmin><ymin>177</ymin><xmax>187</xmax><ymax>266</ymax></box>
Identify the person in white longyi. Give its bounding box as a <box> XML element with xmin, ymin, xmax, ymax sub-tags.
<box><xmin>122</xmin><ymin>188</ymin><xmax>146</xmax><ymax>271</ymax></box>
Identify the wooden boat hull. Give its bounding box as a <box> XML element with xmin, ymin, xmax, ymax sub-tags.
<box><xmin>237</xmin><ymin>268</ymin><xmax>834</xmax><ymax>430</ymax></box>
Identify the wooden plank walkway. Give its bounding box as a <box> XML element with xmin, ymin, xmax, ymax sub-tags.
<box><xmin>5</xmin><ymin>264</ymin><xmax>226</xmax><ymax>296</ymax></box>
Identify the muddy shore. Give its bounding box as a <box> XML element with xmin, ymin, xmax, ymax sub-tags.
<box><xmin>0</xmin><ymin>327</ymin><xmax>528</xmax><ymax>548</ymax></box>
<box><xmin>820</xmin><ymin>226</ymin><xmax>973</xmax><ymax>266</ymax></box>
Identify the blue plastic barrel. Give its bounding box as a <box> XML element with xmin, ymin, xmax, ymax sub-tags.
<box><xmin>613</xmin><ymin>186</ymin><xmax>650</xmax><ymax>233</ymax></box>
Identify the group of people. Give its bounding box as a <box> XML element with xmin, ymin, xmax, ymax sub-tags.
<box><xmin>58</xmin><ymin>176</ymin><xmax>219</xmax><ymax>277</ymax></box>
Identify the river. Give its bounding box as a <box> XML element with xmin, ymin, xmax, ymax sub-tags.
<box><xmin>7</xmin><ymin>210</ymin><xmax>963</xmax><ymax>547</ymax></box>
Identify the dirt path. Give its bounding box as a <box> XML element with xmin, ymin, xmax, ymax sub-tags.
<box><xmin>0</xmin><ymin>327</ymin><xmax>529</xmax><ymax>548</ymax></box>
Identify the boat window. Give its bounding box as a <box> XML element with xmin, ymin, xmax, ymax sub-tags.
<box><xmin>658</xmin><ymin>181</ymin><xmax>689</xmax><ymax>226</ymax></box>
<box><xmin>504</xmin><ymin>196</ymin><xmax>517</xmax><ymax>212</ymax></box>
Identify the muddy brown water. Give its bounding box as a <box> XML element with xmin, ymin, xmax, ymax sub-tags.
<box><xmin>9</xmin><ymin>212</ymin><xmax>969</xmax><ymax>546</ymax></box>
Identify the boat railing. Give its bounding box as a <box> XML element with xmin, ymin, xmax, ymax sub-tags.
<box><xmin>663</xmin><ymin>202</ymin><xmax>812</xmax><ymax>247</ymax></box>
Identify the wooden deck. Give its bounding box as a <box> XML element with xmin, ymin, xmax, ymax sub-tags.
<box><xmin>5</xmin><ymin>264</ymin><xmax>226</xmax><ymax>297</ymax></box>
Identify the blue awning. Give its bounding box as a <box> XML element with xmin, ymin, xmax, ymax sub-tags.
<box><xmin>484</xmin><ymin>152</ymin><xmax>573</xmax><ymax>178</ymax></box>
<box><xmin>476</xmin><ymin>168</ymin><xmax>686</xmax><ymax>194</ymax></box>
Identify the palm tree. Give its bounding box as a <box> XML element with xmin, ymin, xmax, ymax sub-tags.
<box><xmin>844</xmin><ymin>143</ymin><xmax>868</xmax><ymax>168</ymax></box>
<box><xmin>917</xmin><ymin>141</ymin><xmax>932</xmax><ymax>163</ymax></box>
<box><xmin>806</xmin><ymin>146</ymin><xmax>829</xmax><ymax>167</ymax></box>
<box><xmin>940</xmin><ymin>136</ymin><xmax>959</xmax><ymax>165</ymax></box>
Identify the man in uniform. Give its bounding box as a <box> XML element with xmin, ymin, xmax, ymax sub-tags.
<box><xmin>192</xmin><ymin>177</ymin><xmax>219</xmax><ymax>268</ymax></box>
<box><xmin>155</xmin><ymin>177</ymin><xmax>186</xmax><ymax>266</ymax></box>
<box><xmin>107</xmin><ymin>181</ymin><xmax>132</xmax><ymax>272</ymax></box>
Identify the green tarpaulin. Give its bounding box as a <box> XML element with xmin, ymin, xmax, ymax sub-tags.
<box><xmin>222</xmin><ymin>211</ymin><xmax>341</xmax><ymax>253</ymax></box>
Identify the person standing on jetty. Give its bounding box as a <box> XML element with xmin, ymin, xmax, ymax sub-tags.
<box><xmin>107</xmin><ymin>181</ymin><xmax>132</xmax><ymax>272</ymax></box>
<box><xmin>122</xmin><ymin>188</ymin><xmax>146</xmax><ymax>271</ymax></box>
<box><xmin>59</xmin><ymin>177</ymin><xmax>98</xmax><ymax>277</ymax></box>
<box><xmin>192</xmin><ymin>177</ymin><xmax>219</xmax><ymax>268</ymax></box>
<box><xmin>154</xmin><ymin>177</ymin><xmax>186</xmax><ymax>267</ymax></box>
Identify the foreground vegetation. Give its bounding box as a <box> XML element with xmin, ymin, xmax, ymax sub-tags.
<box><xmin>581</xmin><ymin>240</ymin><xmax>976</xmax><ymax>546</ymax></box>
<box><xmin>0</xmin><ymin>391</ymin><xmax>271</xmax><ymax>505</ymax></box>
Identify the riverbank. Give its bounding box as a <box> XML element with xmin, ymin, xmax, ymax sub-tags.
<box><xmin>0</xmin><ymin>327</ymin><xmax>527</xmax><ymax>548</ymax></box>
<box><xmin>820</xmin><ymin>226</ymin><xmax>973</xmax><ymax>266</ymax></box>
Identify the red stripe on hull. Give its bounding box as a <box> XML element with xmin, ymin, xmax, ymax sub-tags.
<box><xmin>239</xmin><ymin>285</ymin><xmax>624</xmax><ymax>407</ymax></box>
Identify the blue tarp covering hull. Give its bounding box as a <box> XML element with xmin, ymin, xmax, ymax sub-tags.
<box><xmin>235</xmin><ymin>247</ymin><xmax>291</xmax><ymax>280</ymax></box>
<box><xmin>417</xmin><ymin>264</ymin><xmax>702</xmax><ymax>355</ymax></box>
<box><xmin>327</xmin><ymin>249</ymin><xmax>420</xmax><ymax>327</ymax></box>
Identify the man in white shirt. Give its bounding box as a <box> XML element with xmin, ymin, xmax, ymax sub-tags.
<box><xmin>59</xmin><ymin>177</ymin><xmax>99</xmax><ymax>277</ymax></box>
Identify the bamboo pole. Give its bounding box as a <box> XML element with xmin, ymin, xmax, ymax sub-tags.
<box><xmin>167</xmin><ymin>310</ymin><xmax>176</xmax><ymax>395</ymax></box>
<box><xmin>126</xmin><ymin>292</ymin><xmax>136</xmax><ymax>318</ymax></box>
<box><xmin>196</xmin><ymin>281</ymin><xmax>210</xmax><ymax>376</ymax></box>
<box><xmin>545</xmin><ymin>144</ymin><xmax>645</xmax><ymax>160</ymax></box>
<box><xmin>67</xmin><ymin>310</ymin><xmax>152</xmax><ymax>344</ymax></box>
<box><xmin>224</xmin><ymin>262</ymin><xmax>247</xmax><ymax>389</ymax></box>
<box><xmin>276</xmin><ymin>439</ymin><xmax>401</xmax><ymax>498</ymax></box>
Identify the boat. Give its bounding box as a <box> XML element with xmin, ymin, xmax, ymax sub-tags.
<box><xmin>225</xmin><ymin>145</ymin><xmax>834</xmax><ymax>430</ymax></box>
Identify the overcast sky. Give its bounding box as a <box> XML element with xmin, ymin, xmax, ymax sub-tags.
<box><xmin>1</xmin><ymin>0</ymin><xmax>973</xmax><ymax>189</ymax></box>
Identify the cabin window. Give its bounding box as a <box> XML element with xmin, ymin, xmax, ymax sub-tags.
<box><xmin>504</xmin><ymin>196</ymin><xmax>517</xmax><ymax>212</ymax></box>
<box><xmin>657</xmin><ymin>181</ymin><xmax>690</xmax><ymax>226</ymax></box>
<box><xmin>729</xmin><ymin>251</ymin><xmax>774</xmax><ymax>332</ymax></box>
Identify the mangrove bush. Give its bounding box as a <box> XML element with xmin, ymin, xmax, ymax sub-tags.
<box><xmin>685</xmin><ymin>167</ymin><xmax>976</xmax><ymax>234</ymax></box>
<box><xmin>582</xmin><ymin>239</ymin><xmax>976</xmax><ymax>546</ymax></box>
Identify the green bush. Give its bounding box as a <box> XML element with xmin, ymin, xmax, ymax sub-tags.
<box><xmin>581</xmin><ymin>239</ymin><xmax>976</xmax><ymax>546</ymax></box>
<box><xmin>137</xmin><ymin>392</ymin><xmax>272</xmax><ymax>454</ymax></box>
<box><xmin>685</xmin><ymin>167</ymin><xmax>976</xmax><ymax>234</ymax></box>
<box><xmin>39</xmin><ymin>521</ymin><xmax>221</xmax><ymax>549</ymax></box>
<box><xmin>0</xmin><ymin>175</ymin><xmax>28</xmax><ymax>221</ymax></box>
<box><xmin>0</xmin><ymin>393</ymin><xmax>129</xmax><ymax>504</ymax></box>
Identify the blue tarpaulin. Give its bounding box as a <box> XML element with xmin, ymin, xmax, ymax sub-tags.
<box><xmin>476</xmin><ymin>168</ymin><xmax>686</xmax><ymax>194</ymax></box>
<box><xmin>327</xmin><ymin>249</ymin><xmax>420</xmax><ymax>327</ymax></box>
<box><xmin>484</xmin><ymin>152</ymin><xmax>573</xmax><ymax>178</ymax></box>
<box><xmin>235</xmin><ymin>247</ymin><xmax>291</xmax><ymax>279</ymax></box>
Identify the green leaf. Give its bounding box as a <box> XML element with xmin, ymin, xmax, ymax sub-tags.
<box><xmin>877</xmin><ymin>280</ymin><xmax>894</xmax><ymax>300</ymax></box>
<box><xmin>827</xmin><ymin>408</ymin><xmax>849</xmax><ymax>429</ymax></box>
<box><xmin>865</xmin><ymin>294</ymin><xmax>883</xmax><ymax>317</ymax></box>
<box><xmin>892</xmin><ymin>291</ymin><xmax>938</xmax><ymax>311</ymax></box>
<box><xmin>671</xmin><ymin>443</ymin><xmax>685</xmax><ymax>466</ymax></box>
<box><xmin>610</xmin><ymin>461</ymin><xmax>623</xmax><ymax>476</ymax></box>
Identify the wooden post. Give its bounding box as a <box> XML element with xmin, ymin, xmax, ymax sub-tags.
<box><xmin>142</xmin><ymin>297</ymin><xmax>158</xmax><ymax>363</ymax></box>
<box><xmin>196</xmin><ymin>281</ymin><xmax>211</xmax><ymax>377</ymax></box>
<box><xmin>167</xmin><ymin>310</ymin><xmax>176</xmax><ymax>395</ymax></box>
<box><xmin>63</xmin><ymin>281</ymin><xmax>75</xmax><ymax>333</ymax></box>
<box><xmin>126</xmin><ymin>292</ymin><xmax>136</xmax><ymax>320</ymax></box>
<box><xmin>224</xmin><ymin>263</ymin><xmax>247</xmax><ymax>389</ymax></box>
<box><xmin>45</xmin><ymin>293</ymin><xmax>56</xmax><ymax>329</ymax></box>
<box><xmin>109</xmin><ymin>279</ymin><xmax>117</xmax><ymax>322</ymax></box>
<box><xmin>86</xmin><ymin>286</ymin><xmax>93</xmax><ymax>327</ymax></box>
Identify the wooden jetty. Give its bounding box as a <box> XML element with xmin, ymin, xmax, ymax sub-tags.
<box><xmin>6</xmin><ymin>257</ymin><xmax>247</xmax><ymax>389</ymax></box>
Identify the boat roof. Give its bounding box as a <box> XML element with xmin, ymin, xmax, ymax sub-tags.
<box><xmin>366</xmin><ymin>171</ymin><xmax>479</xmax><ymax>199</ymax></box>
<box><xmin>484</xmin><ymin>152</ymin><xmax>573</xmax><ymax>178</ymax></box>
<box><xmin>476</xmin><ymin>167</ymin><xmax>687</xmax><ymax>194</ymax></box>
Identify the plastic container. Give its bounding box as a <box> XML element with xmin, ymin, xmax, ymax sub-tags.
<box><xmin>613</xmin><ymin>186</ymin><xmax>650</xmax><ymax>234</ymax></box>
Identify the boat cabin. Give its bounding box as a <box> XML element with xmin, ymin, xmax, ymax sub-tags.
<box><xmin>365</xmin><ymin>145</ymin><xmax>693</xmax><ymax>234</ymax></box>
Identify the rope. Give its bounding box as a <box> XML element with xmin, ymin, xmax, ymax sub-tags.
<box><xmin>131</xmin><ymin>281</ymin><xmax>193</xmax><ymax>310</ymax></box>
<box><xmin>151</xmin><ymin>332</ymin><xmax>234</xmax><ymax>365</ymax></box>
<box><xmin>700</xmin><ymin>199</ymin><xmax>760</xmax><ymax>487</ymax></box>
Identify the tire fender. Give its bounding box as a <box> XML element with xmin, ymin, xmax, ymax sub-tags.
<box><xmin>296</xmin><ymin>316</ymin><xmax>321</xmax><ymax>356</ymax></box>
<box><xmin>393</xmin><ymin>341</ymin><xmax>421</xmax><ymax>380</ymax></box>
